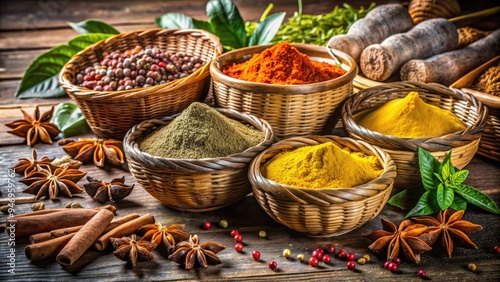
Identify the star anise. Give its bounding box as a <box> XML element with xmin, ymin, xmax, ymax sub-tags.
<box><xmin>412</xmin><ymin>210</ymin><xmax>482</xmax><ymax>258</ymax></box>
<box><xmin>110</xmin><ymin>234</ymin><xmax>157</xmax><ymax>267</ymax></box>
<box><xmin>138</xmin><ymin>223</ymin><xmax>190</xmax><ymax>255</ymax></box>
<box><xmin>61</xmin><ymin>137</ymin><xmax>125</xmax><ymax>168</ymax></box>
<box><xmin>168</xmin><ymin>234</ymin><xmax>225</xmax><ymax>270</ymax></box>
<box><xmin>83</xmin><ymin>176</ymin><xmax>134</xmax><ymax>203</ymax></box>
<box><xmin>11</xmin><ymin>149</ymin><xmax>56</xmax><ymax>176</ymax></box>
<box><xmin>19</xmin><ymin>165</ymin><xmax>86</xmax><ymax>200</ymax></box>
<box><xmin>362</xmin><ymin>218</ymin><xmax>432</xmax><ymax>263</ymax></box>
<box><xmin>5</xmin><ymin>106</ymin><xmax>60</xmax><ymax>146</ymax></box>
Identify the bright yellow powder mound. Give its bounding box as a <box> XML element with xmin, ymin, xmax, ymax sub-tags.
<box><xmin>262</xmin><ymin>142</ymin><xmax>383</xmax><ymax>189</ymax></box>
<box><xmin>354</xmin><ymin>91</ymin><xmax>466</xmax><ymax>138</ymax></box>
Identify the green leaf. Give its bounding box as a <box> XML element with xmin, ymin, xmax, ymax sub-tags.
<box><xmin>405</xmin><ymin>190</ymin><xmax>440</xmax><ymax>218</ymax></box>
<box><xmin>442</xmin><ymin>186</ymin><xmax>454</xmax><ymax>210</ymax></box>
<box><xmin>441</xmin><ymin>156</ymin><xmax>454</xmax><ymax>181</ymax></box>
<box><xmin>388</xmin><ymin>185</ymin><xmax>424</xmax><ymax>210</ymax></box>
<box><xmin>418</xmin><ymin>147</ymin><xmax>441</xmax><ymax>190</ymax></box>
<box><xmin>156</xmin><ymin>12</ymin><xmax>194</xmax><ymax>29</ymax></box>
<box><xmin>51</xmin><ymin>102</ymin><xmax>90</xmax><ymax>138</ymax></box>
<box><xmin>207</xmin><ymin>0</ymin><xmax>246</xmax><ymax>49</ymax></box>
<box><xmin>68</xmin><ymin>19</ymin><xmax>119</xmax><ymax>35</ymax></box>
<box><xmin>193</xmin><ymin>18</ymin><xmax>215</xmax><ymax>34</ymax></box>
<box><xmin>455</xmin><ymin>184</ymin><xmax>500</xmax><ymax>214</ymax></box>
<box><xmin>248</xmin><ymin>12</ymin><xmax>286</xmax><ymax>46</ymax></box>
<box><xmin>450</xmin><ymin>194</ymin><xmax>467</xmax><ymax>211</ymax></box>
<box><xmin>451</xmin><ymin>170</ymin><xmax>469</xmax><ymax>185</ymax></box>
<box><xmin>15</xmin><ymin>33</ymin><xmax>114</xmax><ymax>99</ymax></box>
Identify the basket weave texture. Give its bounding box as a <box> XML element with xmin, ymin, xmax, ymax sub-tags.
<box><xmin>210</xmin><ymin>44</ymin><xmax>357</xmax><ymax>139</ymax></box>
<box><xmin>249</xmin><ymin>135</ymin><xmax>396</xmax><ymax>237</ymax></box>
<box><xmin>342</xmin><ymin>81</ymin><xmax>488</xmax><ymax>187</ymax></box>
<box><xmin>124</xmin><ymin>107</ymin><xmax>274</xmax><ymax>212</ymax></box>
<box><xmin>59</xmin><ymin>28</ymin><xmax>223</xmax><ymax>139</ymax></box>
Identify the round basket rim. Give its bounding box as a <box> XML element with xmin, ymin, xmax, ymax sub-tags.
<box><xmin>209</xmin><ymin>43</ymin><xmax>358</xmax><ymax>93</ymax></box>
<box><xmin>123</xmin><ymin>106</ymin><xmax>275</xmax><ymax>169</ymax></box>
<box><xmin>58</xmin><ymin>28</ymin><xmax>223</xmax><ymax>99</ymax></box>
<box><xmin>342</xmin><ymin>81</ymin><xmax>488</xmax><ymax>151</ymax></box>
<box><xmin>249</xmin><ymin>135</ymin><xmax>396</xmax><ymax>206</ymax></box>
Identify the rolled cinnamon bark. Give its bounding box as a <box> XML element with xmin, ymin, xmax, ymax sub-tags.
<box><xmin>56</xmin><ymin>209</ymin><xmax>114</xmax><ymax>267</ymax></box>
<box><xmin>94</xmin><ymin>213</ymin><xmax>155</xmax><ymax>251</ymax></box>
<box><xmin>25</xmin><ymin>233</ymin><xmax>75</xmax><ymax>262</ymax></box>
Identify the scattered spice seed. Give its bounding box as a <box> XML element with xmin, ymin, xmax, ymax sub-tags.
<box><xmin>347</xmin><ymin>252</ymin><xmax>356</xmax><ymax>261</ymax></box>
<box><xmin>322</xmin><ymin>254</ymin><xmax>331</xmax><ymax>264</ymax></box>
<box><xmin>347</xmin><ymin>261</ymin><xmax>356</xmax><ymax>270</ymax></box>
<box><xmin>235</xmin><ymin>243</ymin><xmax>243</xmax><ymax>252</ymax></box>
<box><xmin>230</xmin><ymin>229</ymin><xmax>239</xmax><ymax>237</ymax></box>
<box><xmin>252</xmin><ymin>250</ymin><xmax>261</xmax><ymax>261</ymax></box>
<box><xmin>203</xmin><ymin>221</ymin><xmax>211</xmax><ymax>230</ymax></box>
<box><xmin>297</xmin><ymin>253</ymin><xmax>305</xmax><ymax>262</ymax></box>
<box><xmin>363</xmin><ymin>254</ymin><xmax>371</xmax><ymax>262</ymax></box>
<box><xmin>468</xmin><ymin>263</ymin><xmax>477</xmax><ymax>271</ymax></box>
<box><xmin>388</xmin><ymin>262</ymin><xmax>398</xmax><ymax>273</ymax></box>
<box><xmin>392</xmin><ymin>257</ymin><xmax>401</xmax><ymax>265</ymax></box>
<box><xmin>327</xmin><ymin>244</ymin><xmax>336</xmax><ymax>254</ymax></box>
<box><xmin>31</xmin><ymin>202</ymin><xmax>45</xmax><ymax>211</ymax></box>
<box><xmin>65</xmin><ymin>202</ymin><xmax>83</xmax><ymax>208</ymax></box>
<box><xmin>219</xmin><ymin>220</ymin><xmax>228</xmax><ymax>228</ymax></box>
<box><xmin>384</xmin><ymin>261</ymin><xmax>391</xmax><ymax>270</ymax></box>
<box><xmin>311</xmin><ymin>250</ymin><xmax>322</xmax><ymax>259</ymax></box>
<box><xmin>234</xmin><ymin>234</ymin><xmax>243</xmax><ymax>243</ymax></box>
<box><xmin>283</xmin><ymin>249</ymin><xmax>291</xmax><ymax>258</ymax></box>
<box><xmin>259</xmin><ymin>230</ymin><xmax>267</xmax><ymax>238</ymax></box>
<box><xmin>494</xmin><ymin>245</ymin><xmax>500</xmax><ymax>254</ymax></box>
<box><xmin>418</xmin><ymin>269</ymin><xmax>427</xmax><ymax>279</ymax></box>
<box><xmin>357</xmin><ymin>258</ymin><xmax>366</xmax><ymax>265</ymax></box>
<box><xmin>309</xmin><ymin>256</ymin><xmax>319</xmax><ymax>267</ymax></box>
<box><xmin>338</xmin><ymin>249</ymin><xmax>347</xmax><ymax>259</ymax></box>
<box><xmin>269</xmin><ymin>261</ymin><xmax>277</xmax><ymax>270</ymax></box>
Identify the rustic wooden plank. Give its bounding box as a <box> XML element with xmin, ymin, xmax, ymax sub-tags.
<box><xmin>0</xmin><ymin>80</ymin><xmax>70</xmax><ymax>107</ymax></box>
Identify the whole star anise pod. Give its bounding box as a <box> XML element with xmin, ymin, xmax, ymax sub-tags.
<box><xmin>61</xmin><ymin>137</ymin><xmax>125</xmax><ymax>168</ymax></box>
<box><xmin>11</xmin><ymin>149</ymin><xmax>56</xmax><ymax>176</ymax></box>
<box><xmin>169</xmin><ymin>234</ymin><xmax>225</xmax><ymax>270</ymax></box>
<box><xmin>138</xmin><ymin>223</ymin><xmax>190</xmax><ymax>255</ymax></box>
<box><xmin>362</xmin><ymin>218</ymin><xmax>432</xmax><ymax>263</ymax></box>
<box><xmin>6</xmin><ymin>106</ymin><xmax>60</xmax><ymax>146</ymax></box>
<box><xmin>412</xmin><ymin>210</ymin><xmax>482</xmax><ymax>258</ymax></box>
<box><xmin>19</xmin><ymin>165</ymin><xmax>86</xmax><ymax>200</ymax></box>
<box><xmin>110</xmin><ymin>234</ymin><xmax>157</xmax><ymax>267</ymax></box>
<box><xmin>83</xmin><ymin>176</ymin><xmax>134</xmax><ymax>203</ymax></box>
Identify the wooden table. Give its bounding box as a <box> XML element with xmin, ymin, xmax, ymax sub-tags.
<box><xmin>0</xmin><ymin>1</ymin><xmax>499</xmax><ymax>281</ymax></box>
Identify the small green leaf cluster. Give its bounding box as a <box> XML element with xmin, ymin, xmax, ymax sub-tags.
<box><xmin>156</xmin><ymin>0</ymin><xmax>285</xmax><ymax>51</ymax></box>
<box><xmin>389</xmin><ymin>147</ymin><xmax>500</xmax><ymax>218</ymax></box>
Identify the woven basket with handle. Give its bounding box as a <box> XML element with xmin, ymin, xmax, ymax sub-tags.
<box><xmin>210</xmin><ymin>44</ymin><xmax>357</xmax><ymax>140</ymax></box>
<box><xmin>342</xmin><ymin>81</ymin><xmax>488</xmax><ymax>187</ymax></box>
<box><xmin>124</xmin><ymin>107</ymin><xmax>274</xmax><ymax>212</ymax></box>
<box><xmin>249</xmin><ymin>135</ymin><xmax>396</xmax><ymax>237</ymax></box>
<box><xmin>59</xmin><ymin>28</ymin><xmax>222</xmax><ymax>139</ymax></box>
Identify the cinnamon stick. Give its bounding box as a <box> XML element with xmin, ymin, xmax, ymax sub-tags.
<box><xmin>56</xmin><ymin>209</ymin><xmax>114</xmax><ymax>267</ymax></box>
<box><xmin>25</xmin><ymin>233</ymin><xmax>75</xmax><ymax>262</ymax></box>
<box><xmin>13</xmin><ymin>205</ymin><xmax>116</xmax><ymax>218</ymax></box>
<box><xmin>94</xmin><ymin>213</ymin><xmax>155</xmax><ymax>251</ymax></box>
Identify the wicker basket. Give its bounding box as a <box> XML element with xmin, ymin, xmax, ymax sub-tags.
<box><xmin>342</xmin><ymin>81</ymin><xmax>488</xmax><ymax>187</ymax></box>
<box><xmin>59</xmin><ymin>28</ymin><xmax>223</xmax><ymax>139</ymax></box>
<box><xmin>249</xmin><ymin>135</ymin><xmax>396</xmax><ymax>237</ymax></box>
<box><xmin>123</xmin><ymin>107</ymin><xmax>274</xmax><ymax>212</ymax></box>
<box><xmin>210</xmin><ymin>44</ymin><xmax>357</xmax><ymax>139</ymax></box>
<box><xmin>450</xmin><ymin>55</ymin><xmax>500</xmax><ymax>161</ymax></box>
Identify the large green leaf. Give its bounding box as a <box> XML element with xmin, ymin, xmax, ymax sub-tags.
<box><xmin>437</xmin><ymin>184</ymin><xmax>454</xmax><ymax>210</ymax></box>
<box><xmin>207</xmin><ymin>0</ymin><xmax>246</xmax><ymax>49</ymax></box>
<box><xmin>405</xmin><ymin>190</ymin><xmax>440</xmax><ymax>218</ymax></box>
<box><xmin>451</xmin><ymin>170</ymin><xmax>469</xmax><ymax>185</ymax></box>
<box><xmin>450</xmin><ymin>194</ymin><xmax>467</xmax><ymax>211</ymax></box>
<box><xmin>156</xmin><ymin>12</ymin><xmax>194</xmax><ymax>29</ymax></box>
<box><xmin>51</xmin><ymin>102</ymin><xmax>90</xmax><ymax>138</ymax></box>
<box><xmin>68</xmin><ymin>19</ymin><xmax>120</xmax><ymax>35</ymax></box>
<box><xmin>418</xmin><ymin>147</ymin><xmax>441</xmax><ymax>190</ymax></box>
<box><xmin>248</xmin><ymin>12</ymin><xmax>286</xmax><ymax>46</ymax></box>
<box><xmin>16</xmin><ymin>33</ymin><xmax>114</xmax><ymax>99</ymax></box>
<box><xmin>456</xmin><ymin>184</ymin><xmax>500</xmax><ymax>214</ymax></box>
<box><xmin>193</xmin><ymin>18</ymin><xmax>215</xmax><ymax>34</ymax></box>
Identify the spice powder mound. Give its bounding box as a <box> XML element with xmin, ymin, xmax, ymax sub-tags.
<box><xmin>222</xmin><ymin>42</ymin><xmax>346</xmax><ymax>85</ymax></box>
<box><xmin>139</xmin><ymin>102</ymin><xmax>264</xmax><ymax>159</ymax></box>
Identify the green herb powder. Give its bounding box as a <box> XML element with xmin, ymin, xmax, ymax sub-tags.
<box><xmin>139</xmin><ymin>102</ymin><xmax>264</xmax><ymax>159</ymax></box>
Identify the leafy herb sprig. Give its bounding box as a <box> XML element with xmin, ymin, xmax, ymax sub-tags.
<box><xmin>389</xmin><ymin>147</ymin><xmax>500</xmax><ymax>218</ymax></box>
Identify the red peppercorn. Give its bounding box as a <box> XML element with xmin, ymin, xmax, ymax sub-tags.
<box><xmin>418</xmin><ymin>269</ymin><xmax>427</xmax><ymax>279</ymax></box>
<box><xmin>347</xmin><ymin>261</ymin><xmax>356</xmax><ymax>270</ymax></box>
<box><xmin>388</xmin><ymin>262</ymin><xmax>398</xmax><ymax>273</ymax></box>
<box><xmin>311</xmin><ymin>250</ymin><xmax>322</xmax><ymax>259</ymax></box>
<box><xmin>322</xmin><ymin>254</ymin><xmax>331</xmax><ymax>264</ymax></box>
<box><xmin>252</xmin><ymin>250</ymin><xmax>261</xmax><ymax>261</ymax></box>
<box><xmin>495</xmin><ymin>245</ymin><xmax>500</xmax><ymax>254</ymax></box>
<box><xmin>392</xmin><ymin>257</ymin><xmax>401</xmax><ymax>265</ymax></box>
<box><xmin>234</xmin><ymin>243</ymin><xmax>243</xmax><ymax>252</ymax></box>
<box><xmin>234</xmin><ymin>234</ymin><xmax>243</xmax><ymax>243</ymax></box>
<box><xmin>158</xmin><ymin>61</ymin><xmax>167</xmax><ymax>68</ymax></box>
<box><xmin>346</xmin><ymin>252</ymin><xmax>355</xmax><ymax>261</ymax></box>
<box><xmin>203</xmin><ymin>221</ymin><xmax>211</xmax><ymax>230</ymax></box>
<box><xmin>338</xmin><ymin>249</ymin><xmax>347</xmax><ymax>259</ymax></box>
<box><xmin>268</xmin><ymin>261</ymin><xmax>277</xmax><ymax>270</ymax></box>
<box><xmin>384</xmin><ymin>260</ymin><xmax>391</xmax><ymax>269</ymax></box>
<box><xmin>308</xmin><ymin>256</ymin><xmax>319</xmax><ymax>267</ymax></box>
<box><xmin>230</xmin><ymin>229</ymin><xmax>239</xmax><ymax>237</ymax></box>
<box><xmin>315</xmin><ymin>247</ymin><xmax>325</xmax><ymax>256</ymax></box>
<box><xmin>327</xmin><ymin>244</ymin><xmax>336</xmax><ymax>254</ymax></box>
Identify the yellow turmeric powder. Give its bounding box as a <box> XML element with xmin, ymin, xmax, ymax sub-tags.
<box><xmin>354</xmin><ymin>91</ymin><xmax>466</xmax><ymax>138</ymax></box>
<box><xmin>262</xmin><ymin>142</ymin><xmax>383</xmax><ymax>189</ymax></box>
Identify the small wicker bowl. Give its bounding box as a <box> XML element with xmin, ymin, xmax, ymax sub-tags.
<box><xmin>210</xmin><ymin>44</ymin><xmax>357</xmax><ymax>139</ymax></box>
<box><xmin>123</xmin><ymin>107</ymin><xmax>274</xmax><ymax>212</ymax></box>
<box><xmin>249</xmin><ymin>135</ymin><xmax>396</xmax><ymax>237</ymax></box>
<box><xmin>450</xmin><ymin>55</ymin><xmax>500</xmax><ymax>162</ymax></box>
<box><xmin>59</xmin><ymin>28</ymin><xmax>223</xmax><ymax>139</ymax></box>
<box><xmin>342</xmin><ymin>81</ymin><xmax>488</xmax><ymax>187</ymax></box>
